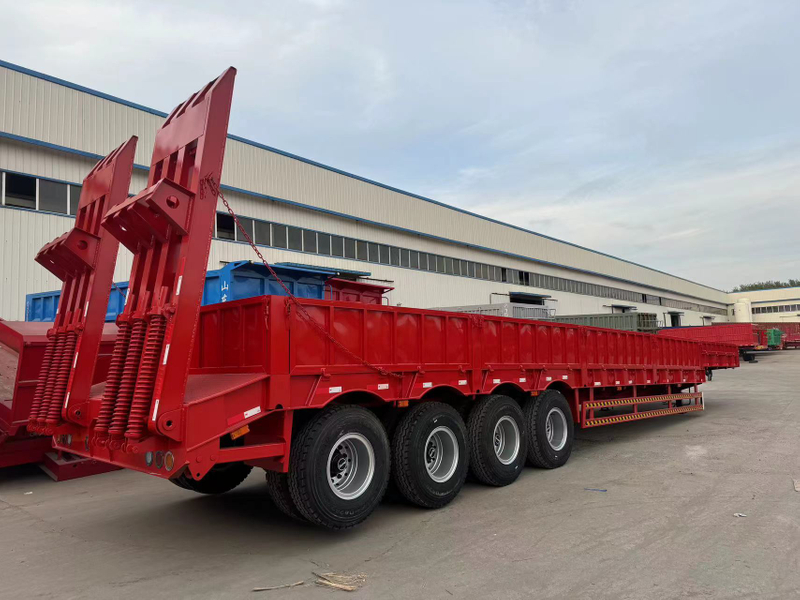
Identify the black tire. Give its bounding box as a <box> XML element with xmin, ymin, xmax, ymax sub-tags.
<box><xmin>288</xmin><ymin>406</ymin><xmax>389</xmax><ymax>530</ymax></box>
<box><xmin>264</xmin><ymin>470</ymin><xmax>306</xmax><ymax>522</ymax></box>
<box><xmin>171</xmin><ymin>462</ymin><xmax>253</xmax><ymax>494</ymax></box>
<box><xmin>467</xmin><ymin>395</ymin><xmax>527</xmax><ymax>486</ymax></box>
<box><xmin>392</xmin><ymin>402</ymin><xmax>468</xmax><ymax>509</ymax></box>
<box><xmin>523</xmin><ymin>389</ymin><xmax>574</xmax><ymax>469</ymax></box>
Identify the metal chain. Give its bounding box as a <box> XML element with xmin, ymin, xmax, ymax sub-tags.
<box><xmin>201</xmin><ymin>176</ymin><xmax>399</xmax><ymax>379</ymax></box>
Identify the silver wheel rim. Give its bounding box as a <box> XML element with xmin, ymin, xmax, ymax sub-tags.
<box><xmin>545</xmin><ymin>407</ymin><xmax>568</xmax><ymax>451</ymax></box>
<box><xmin>327</xmin><ymin>433</ymin><xmax>375</xmax><ymax>500</ymax></box>
<box><xmin>493</xmin><ymin>416</ymin><xmax>520</xmax><ymax>465</ymax></box>
<box><xmin>425</xmin><ymin>426</ymin><xmax>459</xmax><ymax>483</ymax></box>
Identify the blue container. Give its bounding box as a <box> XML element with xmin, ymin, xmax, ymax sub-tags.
<box><xmin>25</xmin><ymin>261</ymin><xmax>334</xmax><ymax>322</ymax></box>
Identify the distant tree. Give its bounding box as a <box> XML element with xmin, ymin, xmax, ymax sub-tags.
<box><xmin>731</xmin><ymin>279</ymin><xmax>800</xmax><ymax>292</ymax></box>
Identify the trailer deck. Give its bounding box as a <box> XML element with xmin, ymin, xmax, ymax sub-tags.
<box><xmin>47</xmin><ymin>67</ymin><xmax>739</xmax><ymax>529</ymax></box>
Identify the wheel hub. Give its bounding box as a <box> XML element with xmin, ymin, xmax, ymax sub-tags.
<box><xmin>327</xmin><ymin>433</ymin><xmax>375</xmax><ymax>500</ymax></box>
<box><xmin>545</xmin><ymin>407</ymin><xmax>568</xmax><ymax>451</ymax></box>
<box><xmin>424</xmin><ymin>426</ymin><xmax>459</xmax><ymax>483</ymax></box>
<box><xmin>493</xmin><ymin>415</ymin><xmax>520</xmax><ymax>465</ymax></box>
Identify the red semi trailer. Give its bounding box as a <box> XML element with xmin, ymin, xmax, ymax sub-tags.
<box><xmin>49</xmin><ymin>68</ymin><xmax>739</xmax><ymax>529</ymax></box>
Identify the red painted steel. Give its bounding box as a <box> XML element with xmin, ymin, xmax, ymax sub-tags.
<box><xmin>658</xmin><ymin>323</ymin><xmax>758</xmax><ymax>349</ymax></box>
<box><xmin>90</xmin><ymin>68</ymin><xmax>236</xmax><ymax>451</ymax></box>
<box><xmin>49</xmin><ymin>70</ymin><xmax>738</xmax><ymax>489</ymax></box>
<box><xmin>0</xmin><ymin>319</ymin><xmax>116</xmax><ymax>468</ymax></box>
<box><xmin>54</xmin><ymin>293</ymin><xmax>738</xmax><ymax>480</ymax></box>
<box><xmin>325</xmin><ymin>279</ymin><xmax>393</xmax><ymax>305</ymax></box>
<box><xmin>27</xmin><ymin>137</ymin><xmax>137</xmax><ymax>435</ymax></box>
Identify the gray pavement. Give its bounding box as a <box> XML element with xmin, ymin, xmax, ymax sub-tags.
<box><xmin>1</xmin><ymin>351</ymin><xmax>799</xmax><ymax>599</ymax></box>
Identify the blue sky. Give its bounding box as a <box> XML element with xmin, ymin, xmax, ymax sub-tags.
<box><xmin>2</xmin><ymin>0</ymin><xmax>799</xmax><ymax>290</ymax></box>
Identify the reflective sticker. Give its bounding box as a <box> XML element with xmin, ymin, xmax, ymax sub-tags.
<box><xmin>329</xmin><ymin>386</ymin><xmax>343</xmax><ymax>393</ymax></box>
<box><xmin>562</xmin><ymin>375</ymin><xmax>568</xmax><ymax>380</ymax></box>
<box><xmin>629</xmin><ymin>380</ymin><xmax>633</xmax><ymax>384</ymax></box>
<box><xmin>458</xmin><ymin>379</ymin><xmax>467</xmax><ymax>386</ymax></box>
<box><xmin>422</xmin><ymin>382</ymin><xmax>433</xmax><ymax>388</ymax></box>
<box><xmin>545</xmin><ymin>376</ymin><xmax>552</xmax><ymax>382</ymax></box>
<box><xmin>647</xmin><ymin>379</ymin><xmax>651</xmax><ymax>383</ymax></box>
<box><xmin>84</xmin><ymin>301</ymin><xmax>89</xmax><ymax>317</ymax></box>
<box><xmin>377</xmin><ymin>383</ymin><xmax>389</xmax><ymax>390</ymax></box>
<box><xmin>615</xmin><ymin>381</ymin><xmax>620</xmax><ymax>385</ymax></box>
<box><xmin>162</xmin><ymin>344</ymin><xmax>170</xmax><ymax>365</ymax></box>
<box><xmin>64</xmin><ymin>392</ymin><xmax>70</xmax><ymax>407</ymax></box>
<box><xmin>243</xmin><ymin>406</ymin><xmax>261</xmax><ymax>419</ymax></box>
<box><xmin>594</xmin><ymin>381</ymin><xmax>601</xmax><ymax>386</ymax></box>
<box><xmin>176</xmin><ymin>276</ymin><xmax>183</xmax><ymax>296</ymax></box>
<box><xmin>152</xmin><ymin>399</ymin><xmax>160</xmax><ymax>421</ymax></box>
<box><xmin>519</xmin><ymin>378</ymin><xmax>526</xmax><ymax>383</ymax></box>
<box><xmin>493</xmin><ymin>378</ymin><xmax>501</xmax><ymax>384</ymax></box>
<box><xmin>73</xmin><ymin>354</ymin><xmax>79</xmax><ymax>368</ymax></box>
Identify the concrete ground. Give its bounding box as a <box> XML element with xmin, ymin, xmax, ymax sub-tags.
<box><xmin>1</xmin><ymin>352</ymin><xmax>799</xmax><ymax>600</ymax></box>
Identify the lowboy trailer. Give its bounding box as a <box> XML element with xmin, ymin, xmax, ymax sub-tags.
<box><xmin>49</xmin><ymin>68</ymin><xmax>739</xmax><ymax>529</ymax></box>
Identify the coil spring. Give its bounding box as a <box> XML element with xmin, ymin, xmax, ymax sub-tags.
<box><xmin>125</xmin><ymin>314</ymin><xmax>167</xmax><ymax>440</ymax></box>
<box><xmin>95</xmin><ymin>321</ymin><xmax>132</xmax><ymax>435</ymax></box>
<box><xmin>108</xmin><ymin>319</ymin><xmax>147</xmax><ymax>436</ymax></box>
<box><xmin>36</xmin><ymin>332</ymin><xmax>66</xmax><ymax>432</ymax></box>
<box><xmin>27</xmin><ymin>338</ymin><xmax>55</xmax><ymax>430</ymax></box>
<box><xmin>44</xmin><ymin>330</ymin><xmax>77</xmax><ymax>431</ymax></box>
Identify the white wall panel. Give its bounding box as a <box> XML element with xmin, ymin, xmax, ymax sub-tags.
<box><xmin>0</xmin><ymin>64</ymin><xmax>730</xmax><ymax>304</ymax></box>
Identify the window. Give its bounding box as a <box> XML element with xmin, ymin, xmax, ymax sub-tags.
<box><xmin>467</xmin><ymin>262</ymin><xmax>476</xmax><ymax>278</ymax></box>
<box><xmin>461</xmin><ymin>260</ymin><xmax>469</xmax><ymax>277</ymax></box>
<box><xmin>39</xmin><ymin>180</ymin><xmax>68</xmax><ymax>214</ymax></box>
<box><xmin>303</xmin><ymin>230</ymin><xmax>317</xmax><ymax>253</ymax></box>
<box><xmin>401</xmin><ymin>249</ymin><xmax>410</xmax><ymax>268</ymax></box>
<box><xmin>69</xmin><ymin>185</ymin><xmax>82</xmax><ymax>214</ymax></box>
<box><xmin>425</xmin><ymin>254</ymin><xmax>436</xmax><ymax>271</ymax></box>
<box><xmin>357</xmin><ymin>240</ymin><xmax>368</xmax><ymax>261</ymax></box>
<box><xmin>436</xmin><ymin>256</ymin><xmax>445</xmax><ymax>273</ymax></box>
<box><xmin>216</xmin><ymin>213</ymin><xmax>235</xmax><ymax>240</ymax></box>
<box><xmin>368</xmin><ymin>242</ymin><xmax>380</xmax><ymax>263</ymax></box>
<box><xmin>254</xmin><ymin>221</ymin><xmax>271</xmax><ymax>245</ymax></box>
<box><xmin>331</xmin><ymin>236</ymin><xmax>344</xmax><ymax>257</ymax></box>
<box><xmin>344</xmin><ymin>238</ymin><xmax>357</xmax><ymax>259</ymax></box>
<box><xmin>287</xmin><ymin>226</ymin><xmax>303</xmax><ymax>250</ymax></box>
<box><xmin>410</xmin><ymin>250</ymin><xmax>420</xmax><ymax>269</ymax></box>
<box><xmin>236</xmin><ymin>217</ymin><xmax>254</xmax><ymax>242</ymax></box>
<box><xmin>272</xmin><ymin>224</ymin><xmax>287</xmax><ymax>248</ymax></box>
<box><xmin>318</xmin><ymin>233</ymin><xmax>331</xmax><ymax>255</ymax></box>
<box><xmin>379</xmin><ymin>245</ymin><xmax>390</xmax><ymax>265</ymax></box>
<box><xmin>445</xmin><ymin>257</ymin><xmax>455</xmax><ymax>275</ymax></box>
<box><xmin>5</xmin><ymin>173</ymin><xmax>36</xmax><ymax>209</ymax></box>
<box><xmin>390</xmin><ymin>247</ymin><xmax>401</xmax><ymax>266</ymax></box>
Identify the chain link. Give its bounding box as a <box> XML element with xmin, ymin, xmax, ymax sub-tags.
<box><xmin>201</xmin><ymin>176</ymin><xmax>399</xmax><ymax>379</ymax></box>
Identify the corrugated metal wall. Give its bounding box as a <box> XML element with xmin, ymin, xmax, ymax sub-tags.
<box><xmin>0</xmin><ymin>63</ymin><xmax>730</xmax><ymax>305</ymax></box>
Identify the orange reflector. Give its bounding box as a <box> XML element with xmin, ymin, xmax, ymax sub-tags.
<box><xmin>230</xmin><ymin>424</ymin><xmax>250</xmax><ymax>440</ymax></box>
<box><xmin>397</xmin><ymin>400</ymin><xmax>409</xmax><ymax>407</ymax></box>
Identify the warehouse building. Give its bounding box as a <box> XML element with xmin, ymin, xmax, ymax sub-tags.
<box><xmin>0</xmin><ymin>60</ymin><xmax>783</xmax><ymax>325</ymax></box>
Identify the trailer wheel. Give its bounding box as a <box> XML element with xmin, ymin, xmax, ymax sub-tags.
<box><xmin>288</xmin><ymin>406</ymin><xmax>389</xmax><ymax>530</ymax></box>
<box><xmin>392</xmin><ymin>402</ymin><xmax>468</xmax><ymax>508</ymax></box>
<box><xmin>171</xmin><ymin>462</ymin><xmax>253</xmax><ymax>494</ymax></box>
<box><xmin>467</xmin><ymin>395</ymin><xmax>527</xmax><ymax>486</ymax></box>
<box><xmin>264</xmin><ymin>470</ymin><xmax>305</xmax><ymax>522</ymax></box>
<box><xmin>524</xmin><ymin>390</ymin><xmax>574</xmax><ymax>469</ymax></box>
